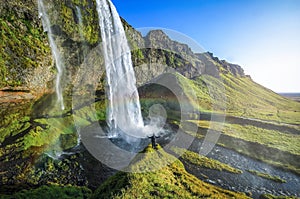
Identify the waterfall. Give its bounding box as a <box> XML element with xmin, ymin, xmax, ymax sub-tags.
<box><xmin>96</xmin><ymin>0</ymin><xmax>145</xmax><ymax>138</ymax></box>
<box><xmin>38</xmin><ymin>0</ymin><xmax>65</xmax><ymax>110</ymax></box>
<box><xmin>76</xmin><ymin>6</ymin><xmax>83</xmax><ymax>32</ymax></box>
<box><xmin>39</xmin><ymin>0</ymin><xmax>160</xmax><ymax>139</ymax></box>
<box><xmin>75</xmin><ymin>6</ymin><xmax>86</xmax><ymax>55</ymax></box>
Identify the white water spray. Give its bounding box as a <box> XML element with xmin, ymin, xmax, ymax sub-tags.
<box><xmin>38</xmin><ymin>0</ymin><xmax>65</xmax><ymax>110</ymax></box>
<box><xmin>96</xmin><ymin>0</ymin><xmax>146</xmax><ymax>138</ymax></box>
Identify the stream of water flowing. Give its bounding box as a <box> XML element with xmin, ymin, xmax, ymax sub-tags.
<box><xmin>38</xmin><ymin>0</ymin><xmax>65</xmax><ymax>110</ymax></box>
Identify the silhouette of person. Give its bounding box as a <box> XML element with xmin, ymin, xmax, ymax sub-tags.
<box><xmin>111</xmin><ymin>119</ymin><xmax>115</xmax><ymax>129</ymax></box>
<box><xmin>110</xmin><ymin>119</ymin><xmax>117</xmax><ymax>136</ymax></box>
<box><xmin>148</xmin><ymin>133</ymin><xmax>160</xmax><ymax>149</ymax></box>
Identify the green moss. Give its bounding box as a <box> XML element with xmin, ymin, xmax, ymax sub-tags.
<box><xmin>0</xmin><ymin>185</ymin><xmax>92</xmax><ymax>199</ymax></box>
<box><xmin>171</xmin><ymin>147</ymin><xmax>242</xmax><ymax>174</ymax></box>
<box><xmin>92</xmin><ymin>145</ymin><xmax>250</xmax><ymax>199</ymax></box>
<box><xmin>131</xmin><ymin>49</ymin><xmax>145</xmax><ymax>64</ymax></box>
<box><xmin>0</xmin><ymin>0</ymin><xmax>105</xmax><ymax>87</ymax></box>
<box><xmin>176</xmin><ymin>72</ymin><xmax>300</xmax><ymax>124</ymax></box>
<box><xmin>192</xmin><ymin>120</ymin><xmax>300</xmax><ymax>156</ymax></box>
<box><xmin>0</xmin><ymin>16</ymin><xmax>50</xmax><ymax>87</ymax></box>
<box><xmin>247</xmin><ymin>170</ymin><xmax>286</xmax><ymax>183</ymax></box>
<box><xmin>0</xmin><ymin>94</ymin><xmax>106</xmax><ymax>162</ymax></box>
<box><xmin>176</xmin><ymin>73</ymin><xmax>213</xmax><ymax>111</ymax></box>
<box><xmin>0</xmin><ymin>114</ymin><xmax>31</xmax><ymax>143</ymax></box>
<box><xmin>49</xmin><ymin>0</ymin><xmax>100</xmax><ymax>45</ymax></box>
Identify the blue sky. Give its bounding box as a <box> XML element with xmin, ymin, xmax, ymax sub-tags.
<box><xmin>112</xmin><ymin>0</ymin><xmax>300</xmax><ymax>92</ymax></box>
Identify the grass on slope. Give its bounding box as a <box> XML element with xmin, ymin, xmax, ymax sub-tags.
<box><xmin>246</xmin><ymin>170</ymin><xmax>286</xmax><ymax>183</ymax></box>
<box><xmin>191</xmin><ymin>120</ymin><xmax>300</xmax><ymax>156</ymax></box>
<box><xmin>170</xmin><ymin>146</ymin><xmax>242</xmax><ymax>174</ymax></box>
<box><xmin>176</xmin><ymin>72</ymin><xmax>300</xmax><ymax>125</ymax></box>
<box><xmin>92</xmin><ymin>145</ymin><xmax>249</xmax><ymax>199</ymax></box>
<box><xmin>186</xmin><ymin>120</ymin><xmax>300</xmax><ymax>175</ymax></box>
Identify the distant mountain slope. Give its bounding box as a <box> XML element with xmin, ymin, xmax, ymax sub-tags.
<box><xmin>91</xmin><ymin>145</ymin><xmax>249</xmax><ymax>199</ymax></box>
<box><xmin>176</xmin><ymin>72</ymin><xmax>300</xmax><ymax>125</ymax></box>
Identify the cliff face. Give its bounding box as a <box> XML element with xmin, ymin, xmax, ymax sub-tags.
<box><xmin>196</xmin><ymin>52</ymin><xmax>245</xmax><ymax>78</ymax></box>
<box><xmin>135</xmin><ymin>30</ymin><xmax>205</xmax><ymax>83</ymax></box>
<box><xmin>0</xmin><ymin>0</ymin><xmax>246</xmax><ymax>97</ymax></box>
<box><xmin>141</xmin><ymin>29</ymin><xmax>246</xmax><ymax>78</ymax></box>
<box><xmin>0</xmin><ymin>0</ymin><xmax>53</xmax><ymax>94</ymax></box>
<box><xmin>144</xmin><ymin>30</ymin><xmax>194</xmax><ymax>56</ymax></box>
<box><xmin>201</xmin><ymin>52</ymin><xmax>245</xmax><ymax>77</ymax></box>
<box><xmin>131</xmin><ymin>29</ymin><xmax>246</xmax><ymax>85</ymax></box>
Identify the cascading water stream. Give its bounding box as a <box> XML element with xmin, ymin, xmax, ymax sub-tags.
<box><xmin>96</xmin><ymin>0</ymin><xmax>146</xmax><ymax>138</ymax></box>
<box><xmin>39</xmin><ymin>0</ymin><xmax>163</xmax><ymax>142</ymax></box>
<box><xmin>38</xmin><ymin>0</ymin><xmax>65</xmax><ymax>110</ymax></box>
<box><xmin>75</xmin><ymin>6</ymin><xmax>88</xmax><ymax>59</ymax></box>
<box><xmin>76</xmin><ymin>6</ymin><xmax>84</xmax><ymax>37</ymax></box>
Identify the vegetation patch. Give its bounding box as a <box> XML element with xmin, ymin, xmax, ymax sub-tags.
<box><xmin>0</xmin><ymin>96</ymin><xmax>106</xmax><ymax>188</ymax></box>
<box><xmin>247</xmin><ymin>170</ymin><xmax>286</xmax><ymax>183</ymax></box>
<box><xmin>176</xmin><ymin>72</ymin><xmax>300</xmax><ymax>125</ymax></box>
<box><xmin>183</xmin><ymin>120</ymin><xmax>300</xmax><ymax>175</ymax></box>
<box><xmin>191</xmin><ymin>120</ymin><xmax>300</xmax><ymax>156</ymax></box>
<box><xmin>0</xmin><ymin>15</ymin><xmax>50</xmax><ymax>87</ymax></box>
<box><xmin>21</xmin><ymin>99</ymin><xmax>106</xmax><ymax>152</ymax></box>
<box><xmin>171</xmin><ymin>146</ymin><xmax>242</xmax><ymax>174</ymax></box>
<box><xmin>260</xmin><ymin>194</ymin><xmax>299</xmax><ymax>199</ymax></box>
<box><xmin>92</xmin><ymin>145</ymin><xmax>249</xmax><ymax>199</ymax></box>
<box><xmin>0</xmin><ymin>185</ymin><xmax>92</xmax><ymax>199</ymax></box>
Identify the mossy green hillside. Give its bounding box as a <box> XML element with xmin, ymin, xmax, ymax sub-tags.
<box><xmin>92</xmin><ymin>145</ymin><xmax>250</xmax><ymax>199</ymax></box>
<box><xmin>0</xmin><ymin>92</ymin><xmax>104</xmax><ymax>148</ymax></box>
<box><xmin>0</xmin><ymin>14</ymin><xmax>50</xmax><ymax>87</ymax></box>
<box><xmin>176</xmin><ymin>72</ymin><xmax>300</xmax><ymax>124</ymax></box>
<box><xmin>192</xmin><ymin>120</ymin><xmax>300</xmax><ymax>156</ymax></box>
